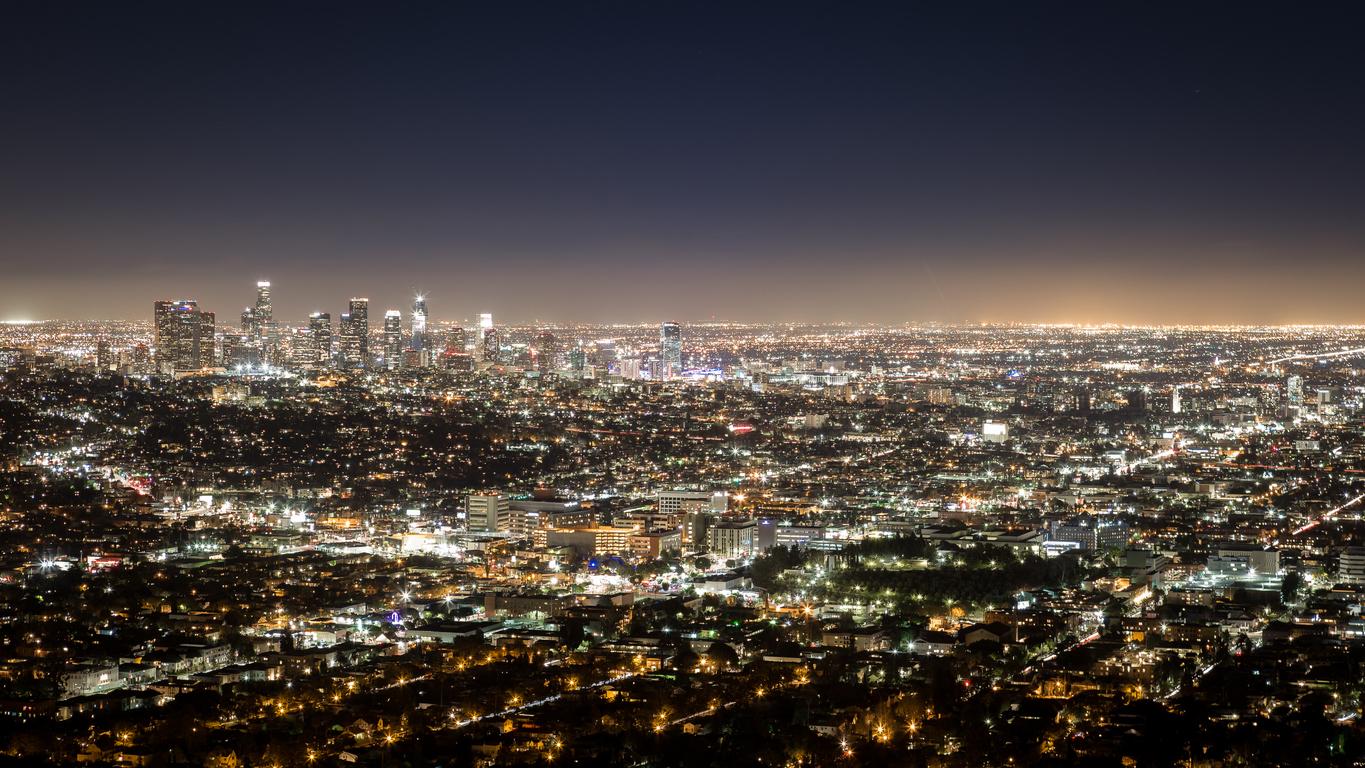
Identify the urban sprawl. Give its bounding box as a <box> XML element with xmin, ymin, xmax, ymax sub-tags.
<box><xmin>3</xmin><ymin>282</ymin><xmax>1365</xmax><ymax>766</ymax></box>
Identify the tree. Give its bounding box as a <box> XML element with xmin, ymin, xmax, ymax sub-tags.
<box><xmin>704</xmin><ymin>642</ymin><xmax>739</xmax><ymax>670</ymax></box>
<box><xmin>1280</xmin><ymin>570</ymin><xmax>1302</xmax><ymax>605</ymax></box>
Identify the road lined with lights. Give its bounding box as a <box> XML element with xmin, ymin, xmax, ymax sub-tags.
<box><xmin>448</xmin><ymin>671</ymin><xmax>640</xmax><ymax>728</ymax></box>
<box><xmin>1291</xmin><ymin>492</ymin><xmax>1365</xmax><ymax>535</ymax></box>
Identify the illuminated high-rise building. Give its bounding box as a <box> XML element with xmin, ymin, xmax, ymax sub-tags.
<box><xmin>479</xmin><ymin>313</ymin><xmax>498</xmax><ymax>363</ymax></box>
<box><xmin>308</xmin><ymin>312</ymin><xmax>332</xmax><ymax>367</ymax></box>
<box><xmin>446</xmin><ymin>326</ymin><xmax>467</xmax><ymax>354</ymax></box>
<box><xmin>660</xmin><ymin>321</ymin><xmax>682</xmax><ymax>380</ymax></box>
<box><xmin>482</xmin><ymin>327</ymin><xmax>500</xmax><ymax>363</ymax></box>
<box><xmin>200</xmin><ymin>311</ymin><xmax>215</xmax><ymax>366</ymax></box>
<box><xmin>1287</xmin><ymin>375</ymin><xmax>1304</xmax><ymax>407</ymax></box>
<box><xmin>254</xmin><ymin>281</ymin><xmax>273</xmax><ymax>330</ymax></box>
<box><xmin>409</xmin><ymin>295</ymin><xmax>428</xmax><ymax>353</ymax></box>
<box><xmin>153</xmin><ymin>299</ymin><xmax>211</xmax><ymax>372</ymax></box>
<box><xmin>467</xmin><ymin>493</ymin><xmax>511</xmax><ymax>532</ymax></box>
<box><xmin>533</xmin><ymin>330</ymin><xmax>558</xmax><ymax>373</ymax></box>
<box><xmin>382</xmin><ymin>310</ymin><xmax>403</xmax><ymax>367</ymax></box>
<box><xmin>339</xmin><ymin>298</ymin><xmax>369</xmax><ymax>369</ymax></box>
<box><xmin>254</xmin><ymin>281</ymin><xmax>277</xmax><ymax>361</ymax></box>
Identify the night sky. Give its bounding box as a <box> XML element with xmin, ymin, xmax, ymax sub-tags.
<box><xmin>3</xmin><ymin>2</ymin><xmax>1364</xmax><ymax>324</ymax></box>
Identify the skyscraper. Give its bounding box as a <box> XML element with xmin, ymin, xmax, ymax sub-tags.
<box><xmin>1287</xmin><ymin>375</ymin><xmax>1304</xmax><ymax>407</ymax></box>
<box><xmin>308</xmin><ymin>312</ymin><xmax>332</xmax><ymax>367</ymax></box>
<box><xmin>254</xmin><ymin>281</ymin><xmax>272</xmax><ymax>331</ymax></box>
<box><xmin>383</xmin><ymin>310</ymin><xmax>403</xmax><ymax>368</ymax></box>
<box><xmin>533</xmin><ymin>330</ymin><xmax>558</xmax><ymax>373</ymax></box>
<box><xmin>200</xmin><ymin>311</ymin><xmax>215</xmax><ymax>367</ymax></box>
<box><xmin>95</xmin><ymin>339</ymin><xmax>112</xmax><ymax>370</ymax></box>
<box><xmin>409</xmin><ymin>295</ymin><xmax>428</xmax><ymax>353</ymax></box>
<box><xmin>660</xmin><ymin>321</ymin><xmax>682</xmax><ymax>380</ymax></box>
<box><xmin>254</xmin><ymin>281</ymin><xmax>277</xmax><ymax>362</ymax></box>
<box><xmin>153</xmin><ymin>300</ymin><xmax>210</xmax><ymax>372</ymax></box>
<box><xmin>480</xmin><ymin>313</ymin><xmax>498</xmax><ymax>363</ymax></box>
<box><xmin>339</xmin><ymin>298</ymin><xmax>370</xmax><ymax>369</ymax></box>
<box><xmin>482</xmin><ymin>327</ymin><xmax>500</xmax><ymax>364</ymax></box>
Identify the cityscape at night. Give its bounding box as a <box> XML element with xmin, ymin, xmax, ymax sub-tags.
<box><xmin>5</xmin><ymin>3</ymin><xmax>1365</xmax><ymax>768</ymax></box>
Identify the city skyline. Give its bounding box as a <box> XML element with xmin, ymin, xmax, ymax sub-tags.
<box><xmin>5</xmin><ymin>3</ymin><xmax>1365</xmax><ymax>324</ymax></box>
<box><xmin>9</xmin><ymin>4</ymin><xmax>1365</xmax><ymax>764</ymax></box>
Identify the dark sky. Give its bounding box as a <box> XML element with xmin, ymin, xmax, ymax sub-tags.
<box><xmin>3</xmin><ymin>2</ymin><xmax>1364</xmax><ymax>324</ymax></box>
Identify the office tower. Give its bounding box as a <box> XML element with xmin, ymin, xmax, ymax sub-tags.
<box><xmin>592</xmin><ymin>338</ymin><xmax>617</xmax><ymax>367</ymax></box>
<box><xmin>467</xmin><ymin>493</ymin><xmax>511</xmax><ymax>532</ymax></box>
<box><xmin>130</xmin><ymin>344</ymin><xmax>150</xmax><ymax>374</ymax></box>
<box><xmin>308</xmin><ymin>312</ymin><xmax>332</xmax><ymax>367</ymax></box>
<box><xmin>153</xmin><ymin>299</ymin><xmax>209</xmax><ymax>372</ymax></box>
<box><xmin>240</xmin><ymin>307</ymin><xmax>257</xmax><ymax>336</ymax></box>
<box><xmin>478</xmin><ymin>313</ymin><xmax>497</xmax><ymax>362</ymax></box>
<box><xmin>288</xmin><ymin>327</ymin><xmax>313</xmax><ymax>368</ymax></box>
<box><xmin>409</xmin><ymin>295</ymin><xmax>428</xmax><ymax>353</ymax></box>
<box><xmin>1171</xmin><ymin>385</ymin><xmax>1182</xmax><ymax>415</ymax></box>
<box><xmin>254</xmin><ymin>281</ymin><xmax>271</xmax><ymax>324</ymax></box>
<box><xmin>253</xmin><ymin>281</ymin><xmax>277</xmax><ymax>363</ymax></box>
<box><xmin>446</xmin><ymin>326</ymin><xmax>467</xmax><ymax>354</ymax></box>
<box><xmin>533</xmin><ymin>330</ymin><xmax>558</xmax><ymax>373</ymax></box>
<box><xmin>707</xmin><ymin>519</ymin><xmax>757</xmax><ymax>559</ymax></box>
<box><xmin>1286</xmin><ymin>375</ymin><xmax>1304</xmax><ymax>407</ymax></box>
<box><xmin>382</xmin><ymin>310</ymin><xmax>402</xmax><ymax>368</ymax></box>
<box><xmin>199</xmin><ymin>311</ymin><xmax>215</xmax><ymax>366</ymax></box>
<box><xmin>254</xmin><ymin>281</ymin><xmax>272</xmax><ymax>332</ymax></box>
<box><xmin>659</xmin><ymin>490</ymin><xmax>727</xmax><ymax>549</ymax></box>
<box><xmin>339</xmin><ymin>298</ymin><xmax>370</xmax><ymax>369</ymax></box>
<box><xmin>660</xmin><ymin>321</ymin><xmax>682</xmax><ymax>380</ymax></box>
<box><xmin>338</xmin><ymin>312</ymin><xmax>353</xmax><ymax>364</ymax></box>
<box><xmin>95</xmin><ymin>339</ymin><xmax>112</xmax><ymax>370</ymax></box>
<box><xmin>481</xmin><ymin>327</ymin><xmax>500</xmax><ymax>363</ymax></box>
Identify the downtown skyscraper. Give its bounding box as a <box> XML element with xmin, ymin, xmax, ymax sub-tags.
<box><xmin>382</xmin><ymin>310</ymin><xmax>403</xmax><ymax>368</ymax></box>
<box><xmin>153</xmin><ymin>299</ymin><xmax>213</xmax><ymax>372</ymax></box>
<box><xmin>533</xmin><ymin>329</ymin><xmax>558</xmax><ymax>374</ymax></box>
<box><xmin>307</xmin><ymin>312</ymin><xmax>332</xmax><ymax>367</ymax></box>
<box><xmin>409</xmin><ymin>295</ymin><xmax>428</xmax><ymax>353</ymax></box>
<box><xmin>339</xmin><ymin>298</ymin><xmax>369</xmax><ymax>369</ymax></box>
<box><xmin>660</xmin><ymin>321</ymin><xmax>682</xmax><ymax>380</ymax></box>
<box><xmin>480</xmin><ymin>312</ymin><xmax>499</xmax><ymax>364</ymax></box>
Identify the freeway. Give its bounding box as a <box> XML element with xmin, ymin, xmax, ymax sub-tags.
<box><xmin>448</xmin><ymin>671</ymin><xmax>640</xmax><ymax>728</ymax></box>
<box><xmin>1291</xmin><ymin>492</ymin><xmax>1365</xmax><ymax>536</ymax></box>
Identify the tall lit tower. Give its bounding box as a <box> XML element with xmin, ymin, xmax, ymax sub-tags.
<box><xmin>153</xmin><ymin>299</ymin><xmax>209</xmax><ymax>373</ymax></box>
<box><xmin>533</xmin><ymin>330</ymin><xmax>558</xmax><ymax>373</ymax></box>
<box><xmin>254</xmin><ymin>281</ymin><xmax>272</xmax><ymax>330</ymax></box>
<box><xmin>409</xmin><ymin>295</ymin><xmax>428</xmax><ymax>352</ymax></box>
<box><xmin>480</xmin><ymin>313</ymin><xmax>498</xmax><ymax>363</ymax></box>
<box><xmin>339</xmin><ymin>298</ymin><xmax>370</xmax><ymax>369</ymax></box>
<box><xmin>383</xmin><ymin>310</ymin><xmax>403</xmax><ymax>367</ymax></box>
<box><xmin>308</xmin><ymin>312</ymin><xmax>332</xmax><ymax>367</ymax></box>
<box><xmin>660</xmin><ymin>321</ymin><xmax>682</xmax><ymax>380</ymax></box>
<box><xmin>1286</xmin><ymin>375</ymin><xmax>1304</xmax><ymax>407</ymax></box>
